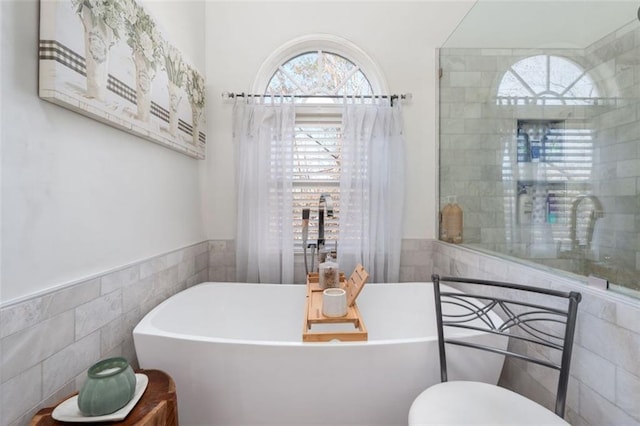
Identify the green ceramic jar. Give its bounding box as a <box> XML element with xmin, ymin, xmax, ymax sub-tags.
<box><xmin>77</xmin><ymin>357</ymin><xmax>136</xmax><ymax>416</ymax></box>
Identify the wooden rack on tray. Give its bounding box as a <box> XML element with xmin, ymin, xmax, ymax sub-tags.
<box><xmin>302</xmin><ymin>264</ymin><xmax>369</xmax><ymax>342</ymax></box>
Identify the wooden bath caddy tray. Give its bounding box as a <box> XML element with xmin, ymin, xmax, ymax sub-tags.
<box><xmin>303</xmin><ymin>264</ymin><xmax>369</xmax><ymax>342</ymax></box>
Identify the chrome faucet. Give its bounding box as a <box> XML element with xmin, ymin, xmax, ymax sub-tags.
<box><xmin>318</xmin><ymin>193</ymin><xmax>334</xmax><ymax>250</ymax></box>
<box><xmin>302</xmin><ymin>194</ymin><xmax>334</xmax><ymax>276</ymax></box>
<box><xmin>569</xmin><ymin>195</ymin><xmax>604</xmax><ymax>250</ymax></box>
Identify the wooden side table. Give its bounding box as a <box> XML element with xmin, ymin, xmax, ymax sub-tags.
<box><xmin>30</xmin><ymin>369</ymin><xmax>178</xmax><ymax>426</ymax></box>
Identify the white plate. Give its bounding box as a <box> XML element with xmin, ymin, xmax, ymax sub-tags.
<box><xmin>52</xmin><ymin>373</ymin><xmax>149</xmax><ymax>422</ymax></box>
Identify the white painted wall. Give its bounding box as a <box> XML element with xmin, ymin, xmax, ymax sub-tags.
<box><xmin>203</xmin><ymin>1</ymin><xmax>474</xmax><ymax>241</ymax></box>
<box><xmin>0</xmin><ymin>0</ymin><xmax>207</xmax><ymax>303</ymax></box>
<box><xmin>1</xmin><ymin>0</ymin><xmax>475</xmax><ymax>302</ymax></box>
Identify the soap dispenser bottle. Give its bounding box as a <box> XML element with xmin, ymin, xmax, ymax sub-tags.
<box><xmin>442</xmin><ymin>196</ymin><xmax>463</xmax><ymax>244</ymax></box>
<box><xmin>518</xmin><ymin>185</ymin><xmax>532</xmax><ymax>225</ymax></box>
<box><xmin>517</xmin><ymin>126</ymin><xmax>530</xmax><ymax>162</ymax></box>
<box><xmin>529</xmin><ymin>127</ymin><xmax>541</xmax><ymax>162</ymax></box>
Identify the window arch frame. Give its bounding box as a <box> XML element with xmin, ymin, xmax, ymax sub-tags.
<box><xmin>252</xmin><ymin>34</ymin><xmax>388</xmax><ymax>96</ymax></box>
<box><xmin>496</xmin><ymin>54</ymin><xmax>600</xmax><ymax>106</ymax></box>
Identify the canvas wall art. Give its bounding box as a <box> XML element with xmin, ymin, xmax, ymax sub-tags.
<box><xmin>39</xmin><ymin>0</ymin><xmax>206</xmax><ymax>159</ymax></box>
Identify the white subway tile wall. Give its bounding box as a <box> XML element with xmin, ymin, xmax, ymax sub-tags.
<box><xmin>208</xmin><ymin>240</ymin><xmax>236</xmax><ymax>282</ymax></box>
<box><xmin>2</xmin><ymin>239</ymin><xmax>638</xmax><ymax>425</ymax></box>
<box><xmin>211</xmin><ymin>239</ymin><xmax>435</xmax><ymax>285</ymax></box>
<box><xmin>433</xmin><ymin>240</ymin><xmax>640</xmax><ymax>426</ymax></box>
<box><xmin>0</xmin><ymin>241</ymin><xmax>209</xmax><ymax>426</ymax></box>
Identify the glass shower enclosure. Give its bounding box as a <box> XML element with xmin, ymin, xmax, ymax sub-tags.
<box><xmin>438</xmin><ymin>1</ymin><xmax>639</xmax><ymax>297</ymax></box>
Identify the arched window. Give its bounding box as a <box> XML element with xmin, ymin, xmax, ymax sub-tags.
<box><xmin>253</xmin><ymin>34</ymin><xmax>386</xmax><ymax>96</ymax></box>
<box><xmin>497</xmin><ymin>55</ymin><xmax>599</xmax><ymax>105</ymax></box>
<box><xmin>254</xmin><ymin>36</ymin><xmax>384</xmax><ymax>246</ymax></box>
<box><xmin>266</xmin><ymin>50</ymin><xmax>373</xmax><ymax>97</ymax></box>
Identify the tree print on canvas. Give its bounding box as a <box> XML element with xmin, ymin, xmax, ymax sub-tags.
<box><xmin>39</xmin><ymin>0</ymin><xmax>206</xmax><ymax>159</ymax></box>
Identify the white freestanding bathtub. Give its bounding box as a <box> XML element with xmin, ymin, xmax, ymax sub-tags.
<box><xmin>133</xmin><ymin>282</ymin><xmax>507</xmax><ymax>426</ymax></box>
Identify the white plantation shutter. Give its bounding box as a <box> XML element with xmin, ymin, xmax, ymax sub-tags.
<box><xmin>292</xmin><ymin>108</ymin><xmax>342</xmax><ymax>248</ymax></box>
<box><xmin>265</xmin><ymin>50</ymin><xmax>374</xmax><ymax>252</ymax></box>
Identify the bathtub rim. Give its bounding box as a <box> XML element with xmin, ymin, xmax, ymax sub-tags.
<box><xmin>133</xmin><ymin>281</ymin><xmax>498</xmax><ymax>347</ymax></box>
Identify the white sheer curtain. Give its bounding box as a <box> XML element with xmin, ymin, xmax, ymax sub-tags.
<box><xmin>233</xmin><ymin>98</ymin><xmax>296</xmax><ymax>283</ymax></box>
<box><xmin>338</xmin><ymin>100</ymin><xmax>405</xmax><ymax>283</ymax></box>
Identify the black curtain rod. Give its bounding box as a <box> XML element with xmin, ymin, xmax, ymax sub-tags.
<box><xmin>222</xmin><ymin>92</ymin><xmax>410</xmax><ymax>105</ymax></box>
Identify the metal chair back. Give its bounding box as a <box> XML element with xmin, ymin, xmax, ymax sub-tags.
<box><xmin>432</xmin><ymin>274</ymin><xmax>581</xmax><ymax>418</ymax></box>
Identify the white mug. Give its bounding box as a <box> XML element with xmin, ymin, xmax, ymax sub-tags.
<box><xmin>322</xmin><ymin>288</ymin><xmax>347</xmax><ymax>317</ymax></box>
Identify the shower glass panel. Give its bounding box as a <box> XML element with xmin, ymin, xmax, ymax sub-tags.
<box><xmin>439</xmin><ymin>1</ymin><xmax>639</xmax><ymax>297</ymax></box>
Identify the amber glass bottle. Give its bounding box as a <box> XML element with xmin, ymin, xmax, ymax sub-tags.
<box><xmin>442</xmin><ymin>196</ymin><xmax>463</xmax><ymax>244</ymax></box>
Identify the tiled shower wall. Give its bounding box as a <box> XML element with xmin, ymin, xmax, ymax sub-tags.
<box><xmin>0</xmin><ymin>242</ymin><xmax>209</xmax><ymax>426</ymax></box>
<box><xmin>439</xmin><ymin>45</ymin><xmax>592</xmax><ymax>250</ymax></box>
<box><xmin>439</xmin><ymin>20</ymin><xmax>639</xmax><ymax>292</ymax></box>
<box><xmin>586</xmin><ymin>20</ymin><xmax>640</xmax><ymax>291</ymax></box>
<box><xmin>433</xmin><ymin>240</ymin><xmax>640</xmax><ymax>426</ymax></box>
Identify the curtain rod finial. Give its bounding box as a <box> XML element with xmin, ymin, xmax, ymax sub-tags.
<box><xmin>221</xmin><ymin>91</ymin><xmax>235</xmax><ymax>104</ymax></box>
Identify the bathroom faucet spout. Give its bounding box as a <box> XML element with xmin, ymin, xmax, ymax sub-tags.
<box><xmin>569</xmin><ymin>195</ymin><xmax>603</xmax><ymax>250</ymax></box>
